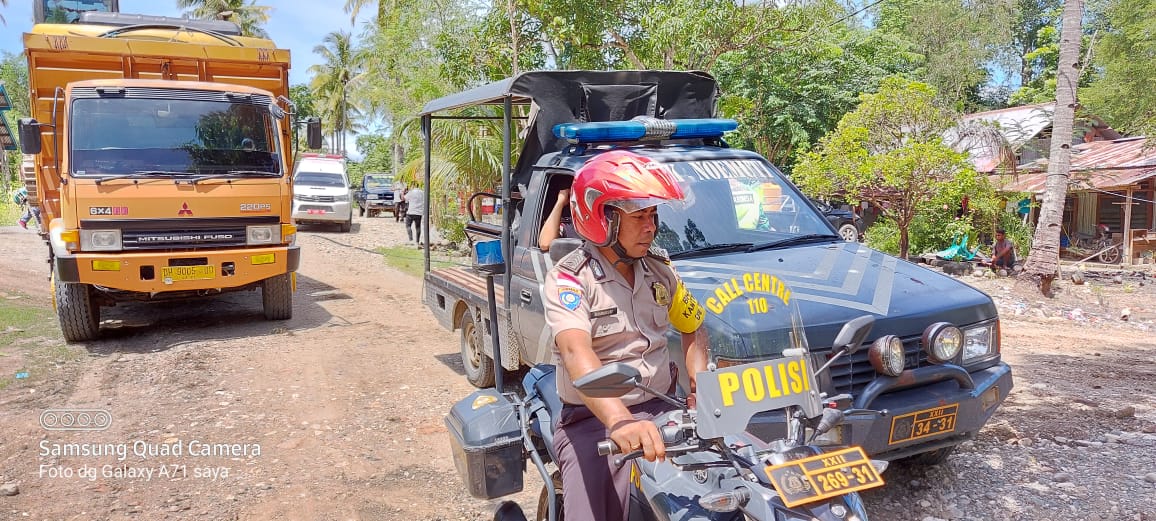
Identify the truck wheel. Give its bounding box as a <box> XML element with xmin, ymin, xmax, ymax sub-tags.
<box><xmin>459</xmin><ymin>312</ymin><xmax>495</xmax><ymax>388</ymax></box>
<box><xmin>54</xmin><ymin>276</ymin><xmax>100</xmax><ymax>342</ymax></box>
<box><xmin>838</xmin><ymin>223</ymin><xmax>859</xmax><ymax>242</ymax></box>
<box><xmin>262</xmin><ymin>273</ymin><xmax>293</xmax><ymax>320</ymax></box>
<box><xmin>340</xmin><ymin>217</ymin><xmax>353</xmax><ymax>233</ymax></box>
<box><xmin>535</xmin><ymin>472</ymin><xmax>564</xmax><ymax>521</ymax></box>
<box><xmin>899</xmin><ymin>446</ymin><xmax>956</xmax><ymax>466</ymax></box>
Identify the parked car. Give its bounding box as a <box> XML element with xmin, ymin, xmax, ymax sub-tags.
<box><xmin>292</xmin><ymin>154</ymin><xmax>353</xmax><ymax>232</ymax></box>
<box><xmin>354</xmin><ymin>173</ymin><xmax>400</xmax><ymax>218</ymax></box>
<box><xmin>810</xmin><ymin>197</ymin><xmax>863</xmax><ymax>241</ymax></box>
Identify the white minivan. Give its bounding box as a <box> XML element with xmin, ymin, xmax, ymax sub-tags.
<box><xmin>292</xmin><ymin>154</ymin><xmax>353</xmax><ymax>232</ymax></box>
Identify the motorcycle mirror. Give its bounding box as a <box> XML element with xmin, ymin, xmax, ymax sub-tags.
<box><xmin>574</xmin><ymin>363</ymin><xmax>641</xmax><ymax>398</ymax></box>
<box><xmin>831</xmin><ymin>315</ymin><xmax>875</xmax><ymax>356</ymax></box>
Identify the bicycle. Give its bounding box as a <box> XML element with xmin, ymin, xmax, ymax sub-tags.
<box><xmin>1071</xmin><ymin>224</ymin><xmax>1120</xmax><ymax>264</ymax></box>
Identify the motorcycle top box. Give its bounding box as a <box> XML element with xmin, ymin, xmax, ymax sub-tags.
<box><xmin>445</xmin><ymin>389</ymin><xmax>525</xmax><ymax>499</ymax></box>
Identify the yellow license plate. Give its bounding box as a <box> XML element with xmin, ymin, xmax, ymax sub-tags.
<box><xmin>889</xmin><ymin>404</ymin><xmax>959</xmax><ymax>444</ymax></box>
<box><xmin>765</xmin><ymin>446</ymin><xmax>884</xmax><ymax>507</ymax></box>
<box><xmin>161</xmin><ymin>265</ymin><xmax>215</xmax><ymax>282</ymax></box>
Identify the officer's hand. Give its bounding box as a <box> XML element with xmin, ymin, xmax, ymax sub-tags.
<box><xmin>685</xmin><ymin>392</ymin><xmax>697</xmax><ymax>410</ymax></box>
<box><xmin>556</xmin><ymin>189</ymin><xmax>571</xmax><ymax>209</ymax></box>
<box><xmin>609</xmin><ymin>419</ymin><xmax>665</xmax><ymax>462</ymax></box>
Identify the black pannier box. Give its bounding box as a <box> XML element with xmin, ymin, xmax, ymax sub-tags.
<box><xmin>445</xmin><ymin>388</ymin><xmax>525</xmax><ymax>499</ymax></box>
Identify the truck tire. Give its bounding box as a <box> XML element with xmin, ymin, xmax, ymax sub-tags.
<box><xmin>262</xmin><ymin>273</ymin><xmax>293</xmax><ymax>320</ymax></box>
<box><xmin>535</xmin><ymin>471</ymin><xmax>564</xmax><ymax>521</ymax></box>
<box><xmin>838</xmin><ymin>223</ymin><xmax>859</xmax><ymax>242</ymax></box>
<box><xmin>459</xmin><ymin>311</ymin><xmax>495</xmax><ymax>388</ymax></box>
<box><xmin>54</xmin><ymin>277</ymin><xmax>100</xmax><ymax>342</ymax></box>
<box><xmin>899</xmin><ymin>445</ymin><xmax>956</xmax><ymax>466</ymax></box>
<box><xmin>340</xmin><ymin>217</ymin><xmax>352</xmax><ymax>233</ymax></box>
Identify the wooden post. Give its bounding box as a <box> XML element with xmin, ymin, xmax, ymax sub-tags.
<box><xmin>1123</xmin><ymin>188</ymin><xmax>1134</xmax><ymax>264</ymax></box>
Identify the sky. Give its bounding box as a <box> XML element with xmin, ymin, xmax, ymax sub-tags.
<box><xmin>0</xmin><ymin>0</ymin><xmax>367</xmax><ymax>86</ymax></box>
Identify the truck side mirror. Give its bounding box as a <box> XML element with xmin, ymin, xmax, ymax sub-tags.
<box><xmin>17</xmin><ymin>119</ymin><xmax>42</xmax><ymax>155</ymax></box>
<box><xmin>305</xmin><ymin>118</ymin><xmax>322</xmax><ymax>150</ymax></box>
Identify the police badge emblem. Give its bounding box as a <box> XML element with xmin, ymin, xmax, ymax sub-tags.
<box><xmin>652</xmin><ymin>282</ymin><xmax>670</xmax><ymax>306</ymax></box>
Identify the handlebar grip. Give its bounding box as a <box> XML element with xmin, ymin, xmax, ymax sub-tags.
<box><xmin>597</xmin><ymin>439</ymin><xmax>620</xmax><ymax>456</ymax></box>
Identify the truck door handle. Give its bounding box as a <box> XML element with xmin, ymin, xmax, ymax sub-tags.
<box><xmin>520</xmin><ymin>289</ymin><xmax>533</xmax><ymax>303</ymax></box>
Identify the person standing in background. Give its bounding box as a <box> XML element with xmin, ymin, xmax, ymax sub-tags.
<box><xmin>404</xmin><ymin>184</ymin><xmax>426</xmax><ymax>245</ymax></box>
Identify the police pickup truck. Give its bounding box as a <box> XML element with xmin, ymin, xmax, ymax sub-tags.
<box><xmin>418</xmin><ymin>71</ymin><xmax>1012</xmax><ymax>464</ymax></box>
<box><xmin>354</xmin><ymin>173</ymin><xmax>399</xmax><ymax>218</ymax></box>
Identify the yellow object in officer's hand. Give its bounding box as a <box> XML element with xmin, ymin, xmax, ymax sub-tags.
<box><xmin>669</xmin><ymin>281</ymin><xmax>705</xmax><ymax>333</ymax></box>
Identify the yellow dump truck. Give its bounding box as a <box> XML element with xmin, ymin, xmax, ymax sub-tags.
<box><xmin>17</xmin><ymin>2</ymin><xmax>321</xmax><ymax>341</ymax></box>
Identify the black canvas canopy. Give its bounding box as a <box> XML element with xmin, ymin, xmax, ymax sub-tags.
<box><xmin>418</xmin><ymin>70</ymin><xmax>719</xmax><ymax>289</ymax></box>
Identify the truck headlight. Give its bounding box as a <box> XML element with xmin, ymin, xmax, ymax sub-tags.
<box><xmin>868</xmin><ymin>335</ymin><xmax>905</xmax><ymax>376</ymax></box>
<box><xmin>246</xmin><ymin>225</ymin><xmax>280</xmax><ymax>245</ymax></box>
<box><xmin>80</xmin><ymin>229</ymin><xmax>122</xmax><ymax>251</ymax></box>
<box><xmin>962</xmin><ymin>321</ymin><xmax>999</xmax><ymax>364</ymax></box>
<box><xmin>334</xmin><ymin>193</ymin><xmax>350</xmax><ymax>202</ymax></box>
<box><xmin>922</xmin><ymin>322</ymin><xmax>962</xmax><ymax>364</ymax></box>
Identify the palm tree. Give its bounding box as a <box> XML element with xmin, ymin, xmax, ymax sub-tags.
<box><xmin>1</xmin><ymin>0</ymin><xmax>8</xmax><ymax>25</ymax></box>
<box><xmin>1022</xmin><ymin>0</ymin><xmax>1084</xmax><ymax>296</ymax></box>
<box><xmin>177</xmin><ymin>0</ymin><xmax>272</xmax><ymax>38</ymax></box>
<box><xmin>309</xmin><ymin>30</ymin><xmax>365</xmax><ymax>155</ymax></box>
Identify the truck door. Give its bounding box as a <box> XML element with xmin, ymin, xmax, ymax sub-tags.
<box><xmin>509</xmin><ymin>173</ymin><xmax>570</xmax><ymax>366</ymax></box>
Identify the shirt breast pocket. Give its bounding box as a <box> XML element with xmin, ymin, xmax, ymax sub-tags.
<box><xmin>653</xmin><ymin>306</ymin><xmax>671</xmax><ymax>330</ymax></box>
<box><xmin>592</xmin><ymin>315</ymin><xmax>626</xmax><ymax>338</ymax></box>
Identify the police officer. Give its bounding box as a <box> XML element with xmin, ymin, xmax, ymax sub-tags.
<box><xmin>544</xmin><ymin>150</ymin><xmax>708</xmax><ymax>521</ymax></box>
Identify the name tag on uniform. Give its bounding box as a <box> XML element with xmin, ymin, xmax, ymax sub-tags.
<box><xmin>589</xmin><ymin>307</ymin><xmax>618</xmax><ymax>319</ymax></box>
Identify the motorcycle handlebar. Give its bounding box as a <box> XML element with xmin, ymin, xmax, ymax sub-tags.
<box><xmin>597</xmin><ymin>439</ymin><xmax>619</xmax><ymax>456</ymax></box>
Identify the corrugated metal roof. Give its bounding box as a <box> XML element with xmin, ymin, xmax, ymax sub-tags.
<box><xmin>954</xmin><ymin>103</ymin><xmax>1054</xmax><ymax>173</ymax></box>
<box><xmin>990</xmin><ymin>137</ymin><xmax>1156</xmax><ymax>193</ymax></box>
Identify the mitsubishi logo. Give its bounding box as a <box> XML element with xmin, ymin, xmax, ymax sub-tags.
<box><xmin>178</xmin><ymin>203</ymin><xmax>193</xmax><ymax>216</ymax></box>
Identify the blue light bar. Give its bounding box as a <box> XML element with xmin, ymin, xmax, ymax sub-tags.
<box><xmin>553</xmin><ymin>118</ymin><xmax>738</xmax><ymax>144</ymax></box>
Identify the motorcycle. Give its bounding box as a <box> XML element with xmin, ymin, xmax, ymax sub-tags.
<box><xmin>446</xmin><ymin>314</ymin><xmax>889</xmax><ymax>521</ymax></box>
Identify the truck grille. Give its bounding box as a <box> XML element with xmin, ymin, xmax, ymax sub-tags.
<box><xmin>297</xmin><ymin>194</ymin><xmax>336</xmax><ymax>203</ymax></box>
<box><xmin>122</xmin><ymin>227</ymin><xmax>247</xmax><ymax>250</ymax></box>
<box><xmin>828</xmin><ymin>336</ymin><xmax>929</xmax><ymax>396</ymax></box>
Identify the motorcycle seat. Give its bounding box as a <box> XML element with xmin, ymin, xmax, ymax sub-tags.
<box><xmin>522</xmin><ymin>364</ymin><xmax>563</xmax><ymax>462</ymax></box>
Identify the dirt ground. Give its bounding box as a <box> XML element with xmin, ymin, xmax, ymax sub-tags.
<box><xmin>0</xmin><ymin>216</ymin><xmax>1153</xmax><ymax>521</ymax></box>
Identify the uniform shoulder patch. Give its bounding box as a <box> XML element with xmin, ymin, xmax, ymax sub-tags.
<box><xmin>647</xmin><ymin>245</ymin><xmax>670</xmax><ymax>264</ymax></box>
<box><xmin>556</xmin><ymin>247</ymin><xmax>590</xmax><ymax>274</ymax></box>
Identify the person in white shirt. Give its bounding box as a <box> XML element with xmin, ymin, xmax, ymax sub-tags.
<box><xmin>403</xmin><ymin>185</ymin><xmax>426</xmax><ymax>244</ymax></box>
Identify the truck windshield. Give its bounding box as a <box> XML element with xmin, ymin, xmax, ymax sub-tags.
<box><xmin>656</xmin><ymin>158</ymin><xmax>836</xmax><ymax>258</ymax></box>
<box><xmin>70</xmin><ymin>97</ymin><xmax>281</xmax><ymax>177</ymax></box>
<box><xmin>364</xmin><ymin>175</ymin><xmax>393</xmax><ymax>189</ymax></box>
<box><xmin>295</xmin><ymin>172</ymin><xmax>346</xmax><ymax>187</ymax></box>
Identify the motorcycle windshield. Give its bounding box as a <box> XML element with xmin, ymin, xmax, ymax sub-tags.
<box><xmin>692</xmin><ymin>279</ymin><xmax>822</xmax><ymax>439</ymax></box>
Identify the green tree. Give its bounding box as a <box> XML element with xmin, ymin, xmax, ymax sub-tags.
<box><xmin>1022</xmin><ymin>0</ymin><xmax>1083</xmax><ymax>295</ymax></box>
<box><xmin>1081</xmin><ymin>0</ymin><xmax>1156</xmax><ymax>136</ymax></box>
<box><xmin>793</xmin><ymin>77</ymin><xmax>986</xmax><ymax>258</ymax></box>
<box><xmin>309</xmin><ymin>30</ymin><xmax>365</xmax><ymax>155</ymax></box>
<box><xmin>176</xmin><ymin>0</ymin><xmax>272</xmax><ymax>38</ymax></box>
<box><xmin>1</xmin><ymin>51</ymin><xmax>29</xmax><ymax>194</ymax></box>
<box><xmin>874</xmin><ymin>0</ymin><xmax>1015</xmax><ymax>110</ymax></box>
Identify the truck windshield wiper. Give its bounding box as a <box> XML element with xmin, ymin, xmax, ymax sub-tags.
<box><xmin>746</xmin><ymin>234</ymin><xmax>841</xmax><ymax>252</ymax></box>
<box><xmin>95</xmin><ymin>170</ymin><xmax>193</xmax><ymax>185</ymax></box>
<box><xmin>668</xmin><ymin>242</ymin><xmax>754</xmax><ymax>260</ymax></box>
<box><xmin>191</xmin><ymin>170</ymin><xmax>280</xmax><ymax>184</ymax></box>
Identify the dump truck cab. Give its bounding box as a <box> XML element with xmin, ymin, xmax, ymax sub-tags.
<box><xmin>17</xmin><ymin>4</ymin><xmax>318</xmax><ymax>341</ymax></box>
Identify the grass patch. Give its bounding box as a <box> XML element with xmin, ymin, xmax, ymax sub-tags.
<box><xmin>0</xmin><ymin>294</ymin><xmax>75</xmax><ymax>392</ymax></box>
<box><xmin>0</xmin><ymin>201</ymin><xmax>21</xmax><ymax>226</ymax></box>
<box><xmin>376</xmin><ymin>246</ymin><xmax>462</xmax><ymax>278</ymax></box>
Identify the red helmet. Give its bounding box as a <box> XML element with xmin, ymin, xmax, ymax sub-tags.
<box><xmin>570</xmin><ymin>150</ymin><xmax>686</xmax><ymax>247</ymax></box>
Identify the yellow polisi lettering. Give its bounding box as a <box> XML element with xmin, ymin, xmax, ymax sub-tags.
<box><xmin>763</xmin><ymin>365</ymin><xmax>783</xmax><ymax>398</ymax></box>
<box><xmin>788</xmin><ymin>361</ymin><xmax>804</xmax><ymax>394</ymax></box>
<box><xmin>718</xmin><ymin>373</ymin><xmax>741</xmax><ymax>407</ymax></box>
<box><xmin>778</xmin><ymin>363</ymin><xmax>791</xmax><ymax>396</ymax></box>
<box><xmin>742</xmin><ymin>368</ymin><xmax>765</xmax><ymax>403</ymax></box>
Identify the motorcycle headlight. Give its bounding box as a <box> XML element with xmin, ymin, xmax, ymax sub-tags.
<box><xmin>80</xmin><ymin>229</ymin><xmax>122</xmax><ymax>251</ymax></box>
<box><xmin>922</xmin><ymin>322</ymin><xmax>962</xmax><ymax>364</ymax></box>
<box><xmin>246</xmin><ymin>225</ymin><xmax>280</xmax><ymax>245</ymax></box>
<box><xmin>868</xmin><ymin>335</ymin><xmax>905</xmax><ymax>376</ymax></box>
<box><xmin>962</xmin><ymin>320</ymin><xmax>999</xmax><ymax>364</ymax></box>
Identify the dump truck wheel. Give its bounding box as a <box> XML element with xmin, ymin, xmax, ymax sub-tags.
<box><xmin>262</xmin><ymin>273</ymin><xmax>293</xmax><ymax>320</ymax></box>
<box><xmin>55</xmin><ymin>277</ymin><xmax>100</xmax><ymax>342</ymax></box>
<box><xmin>459</xmin><ymin>311</ymin><xmax>494</xmax><ymax>388</ymax></box>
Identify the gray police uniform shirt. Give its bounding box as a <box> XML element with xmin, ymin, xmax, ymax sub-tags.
<box><xmin>544</xmin><ymin>243</ymin><xmax>679</xmax><ymax>407</ymax></box>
